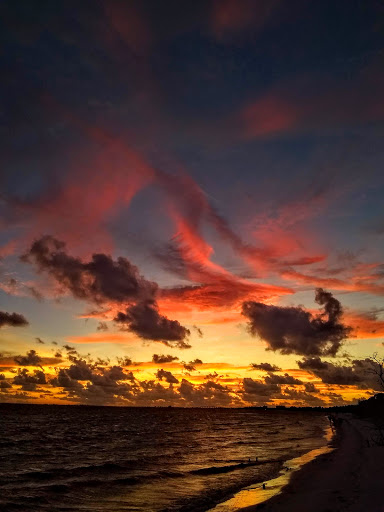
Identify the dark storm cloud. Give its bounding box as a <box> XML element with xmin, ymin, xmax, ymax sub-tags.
<box><xmin>152</xmin><ymin>354</ymin><xmax>179</xmax><ymax>364</ymax></box>
<box><xmin>242</xmin><ymin>288</ymin><xmax>352</xmax><ymax>356</ymax></box>
<box><xmin>156</xmin><ymin>369</ymin><xmax>179</xmax><ymax>384</ymax></box>
<box><xmin>14</xmin><ymin>349</ymin><xmax>42</xmax><ymax>367</ymax></box>
<box><xmin>22</xmin><ymin>236</ymin><xmax>157</xmax><ymax>304</ymax></box>
<box><xmin>13</xmin><ymin>368</ymin><xmax>46</xmax><ymax>391</ymax></box>
<box><xmin>0</xmin><ymin>310</ymin><xmax>28</xmax><ymax>328</ymax></box>
<box><xmin>114</xmin><ymin>301</ymin><xmax>191</xmax><ymax>348</ymax></box>
<box><xmin>298</xmin><ymin>356</ymin><xmax>382</xmax><ymax>390</ymax></box>
<box><xmin>23</xmin><ymin>236</ymin><xmax>191</xmax><ymax>345</ymax></box>
<box><xmin>250</xmin><ymin>362</ymin><xmax>281</xmax><ymax>372</ymax></box>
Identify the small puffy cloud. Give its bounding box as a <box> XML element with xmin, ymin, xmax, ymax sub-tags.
<box><xmin>0</xmin><ymin>310</ymin><xmax>28</xmax><ymax>328</ymax></box>
<box><xmin>264</xmin><ymin>373</ymin><xmax>302</xmax><ymax>385</ymax></box>
<box><xmin>14</xmin><ymin>350</ymin><xmax>42</xmax><ymax>367</ymax></box>
<box><xmin>250</xmin><ymin>362</ymin><xmax>281</xmax><ymax>372</ymax></box>
<box><xmin>304</xmin><ymin>382</ymin><xmax>318</xmax><ymax>393</ymax></box>
<box><xmin>156</xmin><ymin>369</ymin><xmax>179</xmax><ymax>384</ymax></box>
<box><xmin>183</xmin><ymin>358</ymin><xmax>203</xmax><ymax>372</ymax></box>
<box><xmin>116</xmin><ymin>356</ymin><xmax>134</xmax><ymax>366</ymax></box>
<box><xmin>115</xmin><ymin>301</ymin><xmax>191</xmax><ymax>348</ymax></box>
<box><xmin>242</xmin><ymin>288</ymin><xmax>352</xmax><ymax>356</ymax></box>
<box><xmin>13</xmin><ymin>369</ymin><xmax>46</xmax><ymax>391</ymax></box>
<box><xmin>97</xmin><ymin>321</ymin><xmax>109</xmax><ymax>331</ymax></box>
<box><xmin>152</xmin><ymin>354</ymin><xmax>179</xmax><ymax>364</ymax></box>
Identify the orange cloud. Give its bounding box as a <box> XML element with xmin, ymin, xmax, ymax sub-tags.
<box><xmin>67</xmin><ymin>332</ymin><xmax>136</xmax><ymax>344</ymax></box>
<box><xmin>344</xmin><ymin>310</ymin><xmax>384</xmax><ymax>339</ymax></box>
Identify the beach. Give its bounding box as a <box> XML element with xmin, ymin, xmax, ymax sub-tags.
<box><xmin>237</xmin><ymin>414</ymin><xmax>384</xmax><ymax>512</ymax></box>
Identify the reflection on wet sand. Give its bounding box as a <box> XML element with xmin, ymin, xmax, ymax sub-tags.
<box><xmin>208</xmin><ymin>427</ymin><xmax>334</xmax><ymax>512</ymax></box>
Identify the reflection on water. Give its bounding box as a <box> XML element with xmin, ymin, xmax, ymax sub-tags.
<box><xmin>207</xmin><ymin>426</ymin><xmax>334</xmax><ymax>511</ymax></box>
<box><xmin>0</xmin><ymin>405</ymin><xmax>331</xmax><ymax>512</ymax></box>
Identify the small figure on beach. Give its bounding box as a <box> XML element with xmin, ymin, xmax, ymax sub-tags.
<box><xmin>256</xmin><ymin>456</ymin><xmax>258</xmax><ymax>462</ymax></box>
<box><xmin>248</xmin><ymin>458</ymin><xmax>251</xmax><ymax>462</ymax></box>
<box><xmin>262</xmin><ymin>483</ymin><xmax>266</xmax><ymax>490</ymax></box>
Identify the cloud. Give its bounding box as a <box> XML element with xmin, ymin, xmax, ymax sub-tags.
<box><xmin>242</xmin><ymin>288</ymin><xmax>352</xmax><ymax>356</ymax></box>
<box><xmin>211</xmin><ymin>0</ymin><xmax>280</xmax><ymax>40</ymax></box>
<box><xmin>161</xmin><ymin>279</ymin><xmax>292</xmax><ymax>311</ymax></box>
<box><xmin>242</xmin><ymin>377</ymin><xmax>280</xmax><ymax>401</ymax></box>
<box><xmin>24</xmin><ymin>236</ymin><xmax>191</xmax><ymax>345</ymax></box>
<box><xmin>264</xmin><ymin>373</ymin><xmax>302</xmax><ymax>385</ymax></box>
<box><xmin>183</xmin><ymin>358</ymin><xmax>203</xmax><ymax>372</ymax></box>
<box><xmin>35</xmin><ymin>337</ymin><xmax>45</xmax><ymax>344</ymax></box>
<box><xmin>304</xmin><ymin>382</ymin><xmax>318</xmax><ymax>393</ymax></box>
<box><xmin>152</xmin><ymin>354</ymin><xmax>179</xmax><ymax>364</ymax></box>
<box><xmin>13</xmin><ymin>368</ymin><xmax>46</xmax><ymax>391</ymax></box>
<box><xmin>240</xmin><ymin>65</ymin><xmax>384</xmax><ymax>139</ymax></box>
<box><xmin>114</xmin><ymin>301</ymin><xmax>191</xmax><ymax>348</ymax></box>
<box><xmin>97</xmin><ymin>321</ymin><xmax>109</xmax><ymax>331</ymax></box>
<box><xmin>103</xmin><ymin>0</ymin><xmax>151</xmax><ymax>56</ymax></box>
<box><xmin>241</xmin><ymin>94</ymin><xmax>296</xmax><ymax>137</ymax></box>
<box><xmin>298</xmin><ymin>356</ymin><xmax>383</xmax><ymax>391</ymax></box>
<box><xmin>116</xmin><ymin>356</ymin><xmax>135</xmax><ymax>366</ymax></box>
<box><xmin>178</xmin><ymin>379</ymin><xmax>234</xmax><ymax>406</ymax></box>
<box><xmin>0</xmin><ymin>310</ymin><xmax>28</xmax><ymax>328</ymax></box>
<box><xmin>250</xmin><ymin>362</ymin><xmax>281</xmax><ymax>372</ymax></box>
<box><xmin>22</xmin><ymin>235</ymin><xmax>157</xmax><ymax>304</ymax></box>
<box><xmin>50</xmin><ymin>358</ymin><xmax>136</xmax><ymax>399</ymax></box>
<box><xmin>156</xmin><ymin>369</ymin><xmax>179</xmax><ymax>384</ymax></box>
<box><xmin>14</xmin><ymin>350</ymin><xmax>42</xmax><ymax>367</ymax></box>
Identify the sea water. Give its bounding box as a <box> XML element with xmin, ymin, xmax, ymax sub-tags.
<box><xmin>0</xmin><ymin>404</ymin><xmax>330</xmax><ymax>511</ymax></box>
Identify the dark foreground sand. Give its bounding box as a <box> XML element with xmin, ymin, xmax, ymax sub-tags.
<box><xmin>239</xmin><ymin>414</ymin><xmax>384</xmax><ymax>512</ymax></box>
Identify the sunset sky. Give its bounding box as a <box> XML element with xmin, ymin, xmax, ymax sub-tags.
<box><xmin>1</xmin><ymin>0</ymin><xmax>384</xmax><ymax>407</ymax></box>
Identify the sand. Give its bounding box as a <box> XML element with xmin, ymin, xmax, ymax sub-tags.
<box><xmin>237</xmin><ymin>413</ymin><xmax>384</xmax><ymax>512</ymax></box>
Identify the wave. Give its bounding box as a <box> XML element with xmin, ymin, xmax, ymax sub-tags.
<box><xmin>189</xmin><ymin>458</ymin><xmax>282</xmax><ymax>476</ymax></box>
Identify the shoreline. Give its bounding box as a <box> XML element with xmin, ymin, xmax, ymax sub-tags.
<box><xmin>207</xmin><ymin>420</ymin><xmax>335</xmax><ymax>512</ymax></box>
<box><xmin>235</xmin><ymin>413</ymin><xmax>384</xmax><ymax>512</ymax></box>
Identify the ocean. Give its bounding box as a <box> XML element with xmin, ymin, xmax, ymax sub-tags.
<box><xmin>0</xmin><ymin>404</ymin><xmax>331</xmax><ymax>512</ymax></box>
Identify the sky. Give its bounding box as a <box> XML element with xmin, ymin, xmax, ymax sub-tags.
<box><xmin>1</xmin><ymin>0</ymin><xmax>384</xmax><ymax>407</ymax></box>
